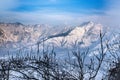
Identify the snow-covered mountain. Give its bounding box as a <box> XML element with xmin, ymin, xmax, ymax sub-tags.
<box><xmin>46</xmin><ymin>21</ymin><xmax>102</xmax><ymax>48</ymax></box>
<box><xmin>0</xmin><ymin>22</ymin><xmax>48</xmax><ymax>48</ymax></box>
<box><xmin>0</xmin><ymin>21</ymin><xmax>103</xmax><ymax>55</ymax></box>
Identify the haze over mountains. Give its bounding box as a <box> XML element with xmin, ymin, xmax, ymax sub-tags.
<box><xmin>0</xmin><ymin>21</ymin><xmax>107</xmax><ymax>57</ymax></box>
<box><xmin>0</xmin><ymin>21</ymin><xmax>102</xmax><ymax>49</ymax></box>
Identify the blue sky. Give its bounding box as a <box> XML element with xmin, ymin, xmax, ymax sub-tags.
<box><xmin>12</xmin><ymin>0</ymin><xmax>107</xmax><ymax>14</ymax></box>
<box><xmin>0</xmin><ymin>0</ymin><xmax>120</xmax><ymax>26</ymax></box>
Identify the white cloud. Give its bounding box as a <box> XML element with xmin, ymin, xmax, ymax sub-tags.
<box><xmin>0</xmin><ymin>10</ymin><xmax>101</xmax><ymax>26</ymax></box>
<box><xmin>98</xmin><ymin>0</ymin><xmax>120</xmax><ymax>28</ymax></box>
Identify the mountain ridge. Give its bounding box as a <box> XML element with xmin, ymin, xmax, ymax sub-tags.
<box><xmin>0</xmin><ymin>21</ymin><xmax>103</xmax><ymax>54</ymax></box>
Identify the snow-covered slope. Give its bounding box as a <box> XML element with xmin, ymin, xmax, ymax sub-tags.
<box><xmin>0</xmin><ymin>21</ymin><xmax>102</xmax><ymax>55</ymax></box>
<box><xmin>46</xmin><ymin>21</ymin><xmax>102</xmax><ymax>48</ymax></box>
<box><xmin>0</xmin><ymin>23</ymin><xmax>50</xmax><ymax>48</ymax></box>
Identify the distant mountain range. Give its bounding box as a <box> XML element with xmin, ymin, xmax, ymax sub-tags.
<box><xmin>0</xmin><ymin>21</ymin><xmax>105</xmax><ymax>56</ymax></box>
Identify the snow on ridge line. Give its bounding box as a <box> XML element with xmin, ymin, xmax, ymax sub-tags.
<box><xmin>0</xmin><ymin>21</ymin><xmax>102</xmax><ymax>50</ymax></box>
